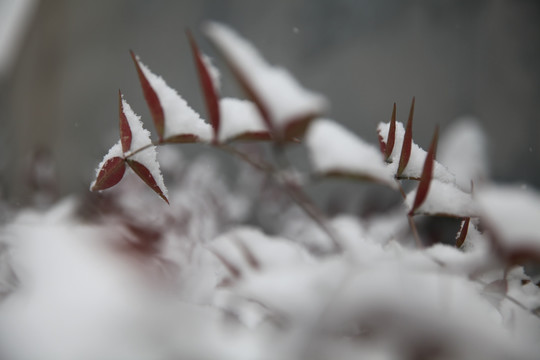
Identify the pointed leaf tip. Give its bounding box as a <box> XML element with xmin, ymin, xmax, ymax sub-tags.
<box><xmin>384</xmin><ymin>102</ymin><xmax>397</xmax><ymax>160</ymax></box>
<box><xmin>409</xmin><ymin>125</ymin><xmax>438</xmax><ymax>215</ymax></box>
<box><xmin>187</xmin><ymin>29</ymin><xmax>221</xmax><ymax>143</ymax></box>
<box><xmin>398</xmin><ymin>97</ymin><xmax>415</xmax><ymax>176</ymax></box>
<box><xmin>127</xmin><ymin>160</ymin><xmax>169</xmax><ymax>204</ymax></box>
<box><xmin>456</xmin><ymin>217</ymin><xmax>470</xmax><ymax>248</ymax></box>
<box><xmin>130</xmin><ymin>50</ymin><xmax>165</xmax><ymax>142</ymax></box>
<box><xmin>118</xmin><ymin>90</ymin><xmax>132</xmax><ymax>153</ymax></box>
<box><xmin>91</xmin><ymin>156</ymin><xmax>126</xmax><ymax>191</ymax></box>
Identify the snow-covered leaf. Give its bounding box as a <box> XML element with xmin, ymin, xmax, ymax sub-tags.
<box><xmin>409</xmin><ymin>126</ymin><xmax>438</xmax><ymax>215</ymax></box>
<box><xmin>130</xmin><ymin>51</ymin><xmax>212</xmax><ymax>143</ymax></box>
<box><xmin>218</xmin><ymin>98</ymin><xmax>270</xmax><ymax>143</ymax></box>
<box><xmin>204</xmin><ymin>22</ymin><xmax>327</xmax><ymax>140</ymax></box>
<box><xmin>383</xmin><ymin>102</ymin><xmax>396</xmax><ymax>160</ymax></box>
<box><xmin>187</xmin><ymin>30</ymin><xmax>221</xmax><ymax>142</ymax></box>
<box><xmin>306</xmin><ymin>119</ymin><xmax>396</xmax><ymax>188</ymax></box>
<box><xmin>456</xmin><ymin>217</ymin><xmax>470</xmax><ymax>248</ymax></box>
<box><xmin>126</xmin><ymin>160</ymin><xmax>169</xmax><ymax>204</ymax></box>
<box><xmin>477</xmin><ymin>185</ymin><xmax>540</xmax><ymax>262</ymax></box>
<box><xmin>118</xmin><ymin>90</ymin><xmax>132</xmax><ymax>153</ymax></box>
<box><xmin>90</xmin><ymin>141</ymin><xmax>125</xmax><ymax>191</ymax></box>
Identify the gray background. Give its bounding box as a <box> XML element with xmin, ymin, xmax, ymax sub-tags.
<box><xmin>1</xmin><ymin>0</ymin><xmax>539</xmax><ymax>205</ymax></box>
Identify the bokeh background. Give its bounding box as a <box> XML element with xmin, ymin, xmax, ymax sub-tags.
<box><xmin>1</xmin><ymin>0</ymin><xmax>539</xmax><ymax>205</ymax></box>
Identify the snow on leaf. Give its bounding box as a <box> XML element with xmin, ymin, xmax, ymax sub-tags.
<box><xmin>204</xmin><ymin>22</ymin><xmax>327</xmax><ymax>140</ymax></box>
<box><xmin>90</xmin><ymin>141</ymin><xmax>125</xmax><ymax>191</ymax></box>
<box><xmin>130</xmin><ymin>50</ymin><xmax>165</xmax><ymax>141</ymax></box>
<box><xmin>306</xmin><ymin>119</ymin><xmax>396</xmax><ymax>188</ymax></box>
<box><xmin>377</xmin><ymin>121</ymin><xmax>455</xmax><ymax>182</ymax></box>
<box><xmin>384</xmin><ymin>102</ymin><xmax>397</xmax><ymax>161</ymax></box>
<box><xmin>121</xmin><ymin>97</ymin><xmax>169</xmax><ymax>203</ymax></box>
<box><xmin>187</xmin><ymin>30</ymin><xmax>221</xmax><ymax>142</ymax></box>
<box><xmin>118</xmin><ymin>90</ymin><xmax>132</xmax><ymax>153</ymax></box>
<box><xmin>397</xmin><ymin>97</ymin><xmax>414</xmax><ymax>177</ymax></box>
<box><xmin>126</xmin><ymin>160</ymin><xmax>169</xmax><ymax>204</ymax></box>
<box><xmin>409</xmin><ymin>126</ymin><xmax>438</xmax><ymax>216</ymax></box>
<box><xmin>476</xmin><ymin>185</ymin><xmax>540</xmax><ymax>262</ymax></box>
<box><xmin>405</xmin><ymin>179</ymin><xmax>477</xmax><ymax>217</ymax></box>
<box><xmin>218</xmin><ymin>98</ymin><xmax>270</xmax><ymax>143</ymax></box>
<box><xmin>456</xmin><ymin>217</ymin><xmax>470</xmax><ymax>248</ymax></box>
<box><xmin>130</xmin><ymin>51</ymin><xmax>212</xmax><ymax>143</ymax></box>
<box><xmin>438</xmin><ymin>117</ymin><xmax>488</xmax><ymax>191</ymax></box>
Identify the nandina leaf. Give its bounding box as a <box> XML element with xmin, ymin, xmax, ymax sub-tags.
<box><xmin>384</xmin><ymin>102</ymin><xmax>397</xmax><ymax>160</ymax></box>
<box><xmin>456</xmin><ymin>217</ymin><xmax>470</xmax><ymax>248</ymax></box>
<box><xmin>91</xmin><ymin>156</ymin><xmax>126</xmax><ymax>191</ymax></box>
<box><xmin>118</xmin><ymin>90</ymin><xmax>132</xmax><ymax>153</ymax></box>
<box><xmin>397</xmin><ymin>97</ymin><xmax>415</xmax><ymax>176</ymax></box>
<box><xmin>409</xmin><ymin>125</ymin><xmax>438</xmax><ymax>215</ymax></box>
<box><xmin>187</xmin><ymin>30</ymin><xmax>221</xmax><ymax>143</ymax></box>
<box><xmin>130</xmin><ymin>50</ymin><xmax>165</xmax><ymax>142</ymax></box>
<box><xmin>127</xmin><ymin>159</ymin><xmax>169</xmax><ymax>204</ymax></box>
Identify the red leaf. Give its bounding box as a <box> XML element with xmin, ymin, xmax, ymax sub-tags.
<box><xmin>378</xmin><ymin>133</ymin><xmax>386</xmax><ymax>155</ymax></box>
<box><xmin>118</xmin><ymin>90</ymin><xmax>132</xmax><ymax>153</ymax></box>
<box><xmin>91</xmin><ymin>156</ymin><xmax>126</xmax><ymax>191</ymax></box>
<box><xmin>456</xmin><ymin>217</ymin><xmax>470</xmax><ymax>248</ymax></box>
<box><xmin>384</xmin><ymin>102</ymin><xmax>396</xmax><ymax>160</ymax></box>
<box><xmin>187</xmin><ymin>30</ymin><xmax>221</xmax><ymax>143</ymax></box>
<box><xmin>409</xmin><ymin>125</ymin><xmax>438</xmax><ymax>215</ymax></box>
<box><xmin>127</xmin><ymin>160</ymin><xmax>169</xmax><ymax>204</ymax></box>
<box><xmin>397</xmin><ymin>97</ymin><xmax>415</xmax><ymax>176</ymax></box>
<box><xmin>130</xmin><ymin>50</ymin><xmax>165</xmax><ymax>142</ymax></box>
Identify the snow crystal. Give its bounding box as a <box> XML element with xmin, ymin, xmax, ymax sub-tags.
<box><xmin>378</xmin><ymin>121</ymin><xmax>455</xmax><ymax>182</ymax></box>
<box><xmin>218</xmin><ymin>98</ymin><xmax>267</xmax><ymax>143</ymax></box>
<box><xmin>90</xmin><ymin>140</ymin><xmax>122</xmax><ymax>190</ymax></box>
<box><xmin>306</xmin><ymin>119</ymin><xmax>396</xmax><ymax>188</ymax></box>
<box><xmin>476</xmin><ymin>185</ymin><xmax>540</xmax><ymax>251</ymax></box>
<box><xmin>438</xmin><ymin>117</ymin><xmax>488</xmax><ymax>191</ymax></box>
<box><xmin>136</xmin><ymin>58</ymin><xmax>212</xmax><ymax>142</ymax></box>
<box><xmin>204</xmin><ymin>22</ymin><xmax>327</xmax><ymax>132</ymax></box>
<box><xmin>405</xmin><ymin>179</ymin><xmax>477</xmax><ymax>217</ymax></box>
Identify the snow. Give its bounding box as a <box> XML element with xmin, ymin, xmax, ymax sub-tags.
<box><xmin>378</xmin><ymin>121</ymin><xmax>455</xmax><ymax>182</ymax></box>
<box><xmin>438</xmin><ymin>117</ymin><xmax>488</xmax><ymax>191</ymax></box>
<box><xmin>201</xmin><ymin>53</ymin><xmax>222</xmax><ymax>92</ymax></box>
<box><xmin>89</xmin><ymin>140</ymin><xmax>123</xmax><ymax>190</ymax></box>
<box><xmin>405</xmin><ymin>179</ymin><xmax>477</xmax><ymax>217</ymax></box>
<box><xmin>218</xmin><ymin>98</ymin><xmax>268</xmax><ymax>142</ymax></box>
<box><xmin>204</xmin><ymin>22</ymin><xmax>327</xmax><ymax>132</ymax></box>
<box><xmin>306</xmin><ymin>119</ymin><xmax>396</xmax><ymax>188</ymax></box>
<box><xmin>476</xmin><ymin>185</ymin><xmax>540</xmax><ymax>252</ymax></box>
<box><xmin>121</xmin><ymin>98</ymin><xmax>168</xmax><ymax>200</ymax></box>
<box><xmin>136</xmin><ymin>57</ymin><xmax>212</xmax><ymax>142</ymax></box>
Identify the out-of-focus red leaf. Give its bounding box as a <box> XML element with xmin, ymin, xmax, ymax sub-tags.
<box><xmin>397</xmin><ymin>97</ymin><xmax>415</xmax><ymax>176</ymax></box>
<box><xmin>229</xmin><ymin>131</ymin><xmax>272</xmax><ymax>142</ymax></box>
<box><xmin>118</xmin><ymin>90</ymin><xmax>132</xmax><ymax>153</ymax></box>
<box><xmin>187</xmin><ymin>30</ymin><xmax>221</xmax><ymax>143</ymax></box>
<box><xmin>378</xmin><ymin>133</ymin><xmax>386</xmax><ymax>155</ymax></box>
<box><xmin>283</xmin><ymin>113</ymin><xmax>318</xmax><ymax>141</ymax></box>
<box><xmin>163</xmin><ymin>134</ymin><xmax>200</xmax><ymax>143</ymax></box>
<box><xmin>127</xmin><ymin>159</ymin><xmax>169</xmax><ymax>204</ymax></box>
<box><xmin>384</xmin><ymin>103</ymin><xmax>397</xmax><ymax>160</ymax></box>
<box><xmin>91</xmin><ymin>157</ymin><xmax>126</xmax><ymax>191</ymax></box>
<box><xmin>130</xmin><ymin>50</ymin><xmax>165</xmax><ymax>142</ymax></box>
<box><xmin>456</xmin><ymin>217</ymin><xmax>470</xmax><ymax>248</ymax></box>
<box><xmin>409</xmin><ymin>125</ymin><xmax>438</xmax><ymax>215</ymax></box>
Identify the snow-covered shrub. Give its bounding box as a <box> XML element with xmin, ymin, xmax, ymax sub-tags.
<box><xmin>1</xmin><ymin>22</ymin><xmax>540</xmax><ymax>360</ymax></box>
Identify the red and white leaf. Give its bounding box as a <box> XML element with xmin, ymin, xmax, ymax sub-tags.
<box><xmin>218</xmin><ymin>98</ymin><xmax>270</xmax><ymax>143</ymax></box>
<box><xmin>126</xmin><ymin>160</ymin><xmax>169</xmax><ymax>204</ymax></box>
<box><xmin>409</xmin><ymin>127</ymin><xmax>438</xmax><ymax>215</ymax></box>
<box><xmin>384</xmin><ymin>102</ymin><xmax>397</xmax><ymax>161</ymax></box>
<box><xmin>131</xmin><ymin>51</ymin><xmax>212</xmax><ymax>143</ymax></box>
<box><xmin>90</xmin><ymin>142</ymin><xmax>126</xmax><ymax>191</ymax></box>
<box><xmin>397</xmin><ymin>97</ymin><xmax>414</xmax><ymax>176</ymax></box>
<box><xmin>204</xmin><ymin>22</ymin><xmax>327</xmax><ymax>140</ymax></box>
<box><xmin>187</xmin><ymin>30</ymin><xmax>221</xmax><ymax>142</ymax></box>
<box><xmin>306</xmin><ymin>119</ymin><xmax>396</xmax><ymax>188</ymax></box>
<box><xmin>118</xmin><ymin>90</ymin><xmax>132</xmax><ymax>153</ymax></box>
<box><xmin>456</xmin><ymin>217</ymin><xmax>471</xmax><ymax>248</ymax></box>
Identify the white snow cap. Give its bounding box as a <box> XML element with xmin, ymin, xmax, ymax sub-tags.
<box><xmin>122</xmin><ymin>98</ymin><xmax>168</xmax><ymax>200</ymax></box>
<box><xmin>204</xmin><ymin>22</ymin><xmax>327</xmax><ymax>132</ymax></box>
<box><xmin>477</xmin><ymin>184</ymin><xmax>540</xmax><ymax>252</ymax></box>
<box><xmin>218</xmin><ymin>98</ymin><xmax>268</xmax><ymax>143</ymax></box>
<box><xmin>378</xmin><ymin>121</ymin><xmax>455</xmax><ymax>182</ymax></box>
<box><xmin>136</xmin><ymin>57</ymin><xmax>212</xmax><ymax>142</ymax></box>
<box><xmin>306</xmin><ymin>119</ymin><xmax>396</xmax><ymax>188</ymax></box>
